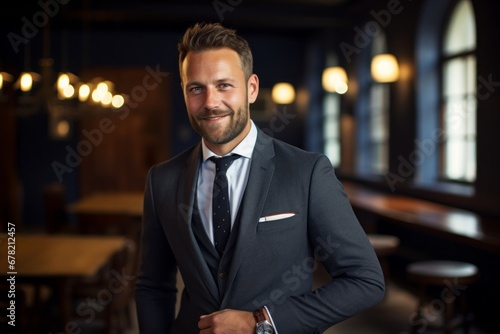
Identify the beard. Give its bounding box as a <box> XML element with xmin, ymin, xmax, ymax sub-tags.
<box><xmin>189</xmin><ymin>101</ymin><xmax>249</xmax><ymax>146</ymax></box>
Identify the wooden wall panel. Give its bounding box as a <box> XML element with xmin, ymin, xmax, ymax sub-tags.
<box><xmin>78</xmin><ymin>67</ymin><xmax>171</xmax><ymax>196</ymax></box>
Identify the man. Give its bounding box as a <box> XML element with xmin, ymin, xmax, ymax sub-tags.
<box><xmin>135</xmin><ymin>22</ymin><xmax>384</xmax><ymax>334</ymax></box>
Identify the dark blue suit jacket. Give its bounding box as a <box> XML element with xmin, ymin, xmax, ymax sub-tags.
<box><xmin>135</xmin><ymin>128</ymin><xmax>384</xmax><ymax>333</ymax></box>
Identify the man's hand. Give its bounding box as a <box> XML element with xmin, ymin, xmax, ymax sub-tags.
<box><xmin>198</xmin><ymin>309</ymin><xmax>255</xmax><ymax>333</ymax></box>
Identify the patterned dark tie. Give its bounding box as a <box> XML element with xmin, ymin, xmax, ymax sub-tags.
<box><xmin>210</xmin><ymin>154</ymin><xmax>240</xmax><ymax>256</ymax></box>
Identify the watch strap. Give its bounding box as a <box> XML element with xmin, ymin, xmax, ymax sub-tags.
<box><xmin>253</xmin><ymin>308</ymin><xmax>267</xmax><ymax>323</ymax></box>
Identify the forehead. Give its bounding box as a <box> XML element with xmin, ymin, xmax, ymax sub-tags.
<box><xmin>181</xmin><ymin>48</ymin><xmax>244</xmax><ymax>80</ymax></box>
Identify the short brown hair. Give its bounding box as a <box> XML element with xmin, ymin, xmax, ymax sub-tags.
<box><xmin>178</xmin><ymin>22</ymin><xmax>253</xmax><ymax>80</ymax></box>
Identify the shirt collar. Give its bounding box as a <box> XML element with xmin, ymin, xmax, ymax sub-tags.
<box><xmin>201</xmin><ymin>120</ymin><xmax>257</xmax><ymax>162</ymax></box>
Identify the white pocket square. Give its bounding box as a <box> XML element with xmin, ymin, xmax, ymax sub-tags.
<box><xmin>258</xmin><ymin>212</ymin><xmax>296</xmax><ymax>222</ymax></box>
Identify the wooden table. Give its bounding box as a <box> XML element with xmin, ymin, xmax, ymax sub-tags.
<box><xmin>342</xmin><ymin>182</ymin><xmax>500</xmax><ymax>328</ymax></box>
<box><xmin>342</xmin><ymin>182</ymin><xmax>500</xmax><ymax>253</ymax></box>
<box><xmin>0</xmin><ymin>234</ymin><xmax>127</xmax><ymax>330</ymax></box>
<box><xmin>67</xmin><ymin>192</ymin><xmax>143</xmax><ymax>217</ymax></box>
<box><xmin>67</xmin><ymin>192</ymin><xmax>143</xmax><ymax>234</ymax></box>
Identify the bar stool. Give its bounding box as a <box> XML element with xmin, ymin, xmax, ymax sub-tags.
<box><xmin>367</xmin><ymin>234</ymin><xmax>400</xmax><ymax>281</ymax></box>
<box><xmin>406</xmin><ymin>260</ymin><xmax>480</xmax><ymax>334</ymax></box>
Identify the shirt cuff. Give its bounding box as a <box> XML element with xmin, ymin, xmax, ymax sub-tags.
<box><xmin>263</xmin><ymin>305</ymin><xmax>279</xmax><ymax>334</ymax></box>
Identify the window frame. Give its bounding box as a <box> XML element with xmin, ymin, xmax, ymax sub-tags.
<box><xmin>355</xmin><ymin>30</ymin><xmax>390</xmax><ymax>177</ymax></box>
<box><xmin>438</xmin><ymin>0</ymin><xmax>477</xmax><ymax>184</ymax></box>
<box><xmin>322</xmin><ymin>91</ymin><xmax>342</xmax><ymax>167</ymax></box>
<box><xmin>414</xmin><ymin>0</ymin><xmax>476</xmax><ymax>196</ymax></box>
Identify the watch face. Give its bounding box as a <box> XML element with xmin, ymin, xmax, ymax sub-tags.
<box><xmin>263</xmin><ymin>328</ymin><xmax>274</xmax><ymax>334</ymax></box>
<box><xmin>257</xmin><ymin>322</ymin><xmax>275</xmax><ymax>334</ymax></box>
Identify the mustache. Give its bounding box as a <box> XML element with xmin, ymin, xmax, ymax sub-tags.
<box><xmin>198</xmin><ymin>109</ymin><xmax>233</xmax><ymax>118</ymax></box>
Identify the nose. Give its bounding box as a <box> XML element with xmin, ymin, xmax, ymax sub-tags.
<box><xmin>204</xmin><ymin>86</ymin><xmax>220</xmax><ymax>110</ymax></box>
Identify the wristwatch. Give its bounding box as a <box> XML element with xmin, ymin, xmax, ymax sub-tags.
<box><xmin>253</xmin><ymin>309</ymin><xmax>275</xmax><ymax>334</ymax></box>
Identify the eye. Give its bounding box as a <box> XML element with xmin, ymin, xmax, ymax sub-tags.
<box><xmin>188</xmin><ymin>86</ymin><xmax>203</xmax><ymax>94</ymax></box>
<box><xmin>218</xmin><ymin>83</ymin><xmax>232</xmax><ymax>90</ymax></box>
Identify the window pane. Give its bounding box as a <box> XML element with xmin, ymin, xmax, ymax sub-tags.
<box><xmin>371</xmin><ymin>143</ymin><xmax>388</xmax><ymax>173</ymax></box>
<box><xmin>442</xmin><ymin>87</ymin><xmax>477</xmax><ymax>182</ymax></box>
<box><xmin>443</xmin><ymin>58</ymin><xmax>466</xmax><ymax>97</ymax></box>
<box><xmin>371</xmin><ymin>112</ymin><xmax>386</xmax><ymax>141</ymax></box>
<box><xmin>323</xmin><ymin>92</ymin><xmax>340</xmax><ymax>167</ymax></box>
<box><xmin>444</xmin><ymin>99</ymin><xmax>467</xmax><ymax>137</ymax></box>
<box><xmin>443</xmin><ymin>0</ymin><xmax>476</xmax><ymax>55</ymax></box>
<box><xmin>466</xmin><ymin>97</ymin><xmax>476</xmax><ymax>136</ymax></box>
<box><xmin>368</xmin><ymin>82</ymin><xmax>389</xmax><ymax>174</ymax></box>
<box><xmin>324</xmin><ymin>115</ymin><xmax>339</xmax><ymax>138</ymax></box>
<box><xmin>466</xmin><ymin>55</ymin><xmax>476</xmax><ymax>93</ymax></box>
<box><xmin>356</xmin><ymin>31</ymin><xmax>390</xmax><ymax>176</ymax></box>
<box><xmin>323</xmin><ymin>95</ymin><xmax>339</xmax><ymax>140</ymax></box>
<box><xmin>465</xmin><ymin>140</ymin><xmax>476</xmax><ymax>181</ymax></box>
<box><xmin>444</xmin><ymin>139</ymin><xmax>466</xmax><ymax>179</ymax></box>
<box><xmin>324</xmin><ymin>93</ymin><xmax>339</xmax><ymax>117</ymax></box>
<box><xmin>325</xmin><ymin>141</ymin><xmax>340</xmax><ymax>167</ymax></box>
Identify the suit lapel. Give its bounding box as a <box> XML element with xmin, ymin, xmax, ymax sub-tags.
<box><xmin>176</xmin><ymin>144</ymin><xmax>220</xmax><ymax>303</ymax></box>
<box><xmin>222</xmin><ymin>130</ymin><xmax>276</xmax><ymax>305</ymax></box>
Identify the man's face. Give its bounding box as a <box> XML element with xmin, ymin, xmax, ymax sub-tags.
<box><xmin>181</xmin><ymin>47</ymin><xmax>258</xmax><ymax>154</ymax></box>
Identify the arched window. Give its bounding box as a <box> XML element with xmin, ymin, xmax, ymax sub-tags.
<box><xmin>415</xmin><ymin>0</ymin><xmax>476</xmax><ymax>192</ymax></box>
<box><xmin>356</xmin><ymin>31</ymin><xmax>390</xmax><ymax>176</ymax></box>
<box><xmin>441</xmin><ymin>0</ymin><xmax>477</xmax><ymax>182</ymax></box>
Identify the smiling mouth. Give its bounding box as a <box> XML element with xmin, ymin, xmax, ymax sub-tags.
<box><xmin>200</xmin><ymin>113</ymin><xmax>231</xmax><ymax>122</ymax></box>
<box><xmin>204</xmin><ymin>115</ymin><xmax>225</xmax><ymax>120</ymax></box>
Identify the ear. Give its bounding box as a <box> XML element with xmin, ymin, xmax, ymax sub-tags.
<box><xmin>247</xmin><ymin>74</ymin><xmax>259</xmax><ymax>104</ymax></box>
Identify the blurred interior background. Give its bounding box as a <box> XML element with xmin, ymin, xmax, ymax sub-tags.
<box><xmin>1</xmin><ymin>0</ymin><xmax>500</xmax><ymax>333</ymax></box>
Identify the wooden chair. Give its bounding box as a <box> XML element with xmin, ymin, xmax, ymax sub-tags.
<box><xmin>406</xmin><ymin>260</ymin><xmax>480</xmax><ymax>334</ymax></box>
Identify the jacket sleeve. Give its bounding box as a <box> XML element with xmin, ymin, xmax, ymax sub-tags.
<box><xmin>135</xmin><ymin>166</ymin><xmax>178</xmax><ymax>333</ymax></box>
<box><xmin>270</xmin><ymin>155</ymin><xmax>385</xmax><ymax>333</ymax></box>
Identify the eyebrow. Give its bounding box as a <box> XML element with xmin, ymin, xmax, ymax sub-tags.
<box><xmin>215</xmin><ymin>78</ymin><xmax>236</xmax><ymax>84</ymax></box>
<box><xmin>186</xmin><ymin>78</ymin><xmax>236</xmax><ymax>88</ymax></box>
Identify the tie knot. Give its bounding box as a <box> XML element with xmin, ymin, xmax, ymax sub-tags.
<box><xmin>210</xmin><ymin>154</ymin><xmax>240</xmax><ymax>173</ymax></box>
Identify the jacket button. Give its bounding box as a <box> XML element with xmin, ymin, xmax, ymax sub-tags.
<box><xmin>218</xmin><ymin>271</ymin><xmax>227</xmax><ymax>278</ymax></box>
